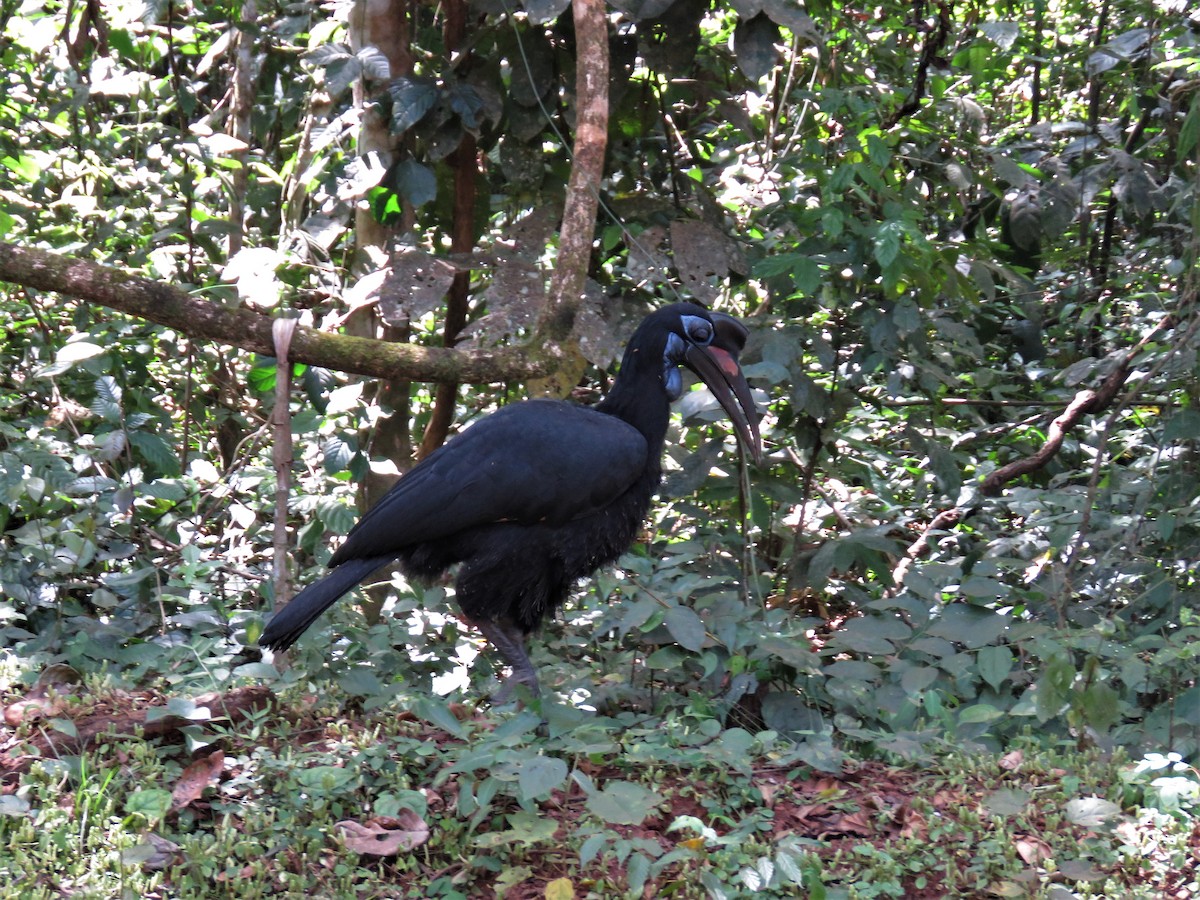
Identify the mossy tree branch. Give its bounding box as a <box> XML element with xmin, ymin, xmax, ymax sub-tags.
<box><xmin>0</xmin><ymin>241</ymin><xmax>549</xmax><ymax>384</ymax></box>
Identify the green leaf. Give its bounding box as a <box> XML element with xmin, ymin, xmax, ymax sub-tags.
<box><xmin>734</xmin><ymin>14</ymin><xmax>780</xmax><ymax>82</ymax></box>
<box><xmin>0</xmin><ymin>795</ymin><xmax>31</xmax><ymax>818</ymax></box>
<box><xmin>627</xmin><ymin>852</ymin><xmax>651</xmax><ymax>894</ymax></box>
<box><xmin>982</xmin><ymin>787</ymin><xmax>1029</xmax><ymax>817</ymax></box>
<box><xmin>125</xmin><ymin>789</ymin><xmax>173</xmax><ymax>825</ymax></box>
<box><xmin>338</xmin><ymin>667</ymin><xmax>384</xmax><ymax>697</ymax></box>
<box><xmin>414</xmin><ymin>697</ymin><xmax>466</xmax><ymax>738</ymax></box>
<box><xmin>296</xmin><ymin>766</ymin><xmax>358</xmax><ymax>793</ymax></box>
<box><xmin>322</xmin><ymin>435</ymin><xmax>355</xmax><ymax>474</ymax></box>
<box><xmin>1036</xmin><ymin>654</ymin><xmax>1075</xmax><ymax>722</ymax></box>
<box><xmin>645</xmin><ymin>646</ymin><xmax>686</xmax><ymax>668</ymax></box>
<box><xmin>394</xmin><ymin>158</ymin><xmax>437</xmax><ymax>207</ymax></box>
<box><xmin>927</xmin><ymin>605</ymin><xmax>1008</xmax><ymax>648</ymax></box>
<box><xmin>517</xmin><ymin>756</ymin><xmax>568</xmax><ymax>802</ymax></box>
<box><xmin>1164</xmin><ymin>408</ymin><xmax>1200</xmax><ymax>442</ymax></box>
<box><xmin>957</xmin><ymin>703</ymin><xmax>1002</xmax><ymax>724</ymax></box>
<box><xmin>900</xmin><ymin>665</ymin><xmax>938</xmax><ymax>694</ymax></box>
<box><xmin>1179</xmin><ymin>93</ymin><xmax>1200</xmax><ymax>160</ymax></box>
<box><xmin>664</xmin><ymin>606</ymin><xmax>706</xmax><ymax>652</ymax></box>
<box><xmin>1</xmin><ymin>154</ymin><xmax>41</xmax><ymax>182</ymax></box>
<box><xmin>978</xmin><ymin>22</ymin><xmax>1020</xmax><ymax>51</ymax></box>
<box><xmin>976</xmin><ymin>646</ymin><xmax>1013</xmax><ymax>691</ymax></box>
<box><xmin>873</xmin><ymin>220</ymin><xmax>903</xmax><ymax>268</ymax></box>
<box><xmin>1064</xmin><ymin>797</ymin><xmax>1120</xmax><ymax>828</ymax></box>
<box><xmin>129</xmin><ymin>431</ymin><xmax>181</xmax><ymax>475</ymax></box>
<box><xmin>586</xmin><ymin>781</ymin><xmax>658</xmax><ymax>825</ymax></box>
<box><xmin>832</xmin><ymin>614</ymin><xmax>910</xmax><ymax>655</ymax></box>
<box><xmin>761</xmin><ymin>692</ymin><xmax>823</xmax><ymax>737</ymax></box>
<box><xmin>757</xmin><ymin>635</ymin><xmax>818</xmax><ymax>670</ymax></box>
<box><xmin>473</xmin><ymin>811</ymin><xmax>557</xmax><ymax>847</ymax></box>
<box><xmin>389</xmin><ymin>76</ymin><xmax>439</xmax><ymax>133</ymax></box>
<box><xmin>579</xmin><ymin>833</ymin><xmax>607</xmax><ymax>867</ymax></box>
<box><xmin>1079</xmin><ymin>682</ymin><xmax>1121</xmax><ymax>732</ymax></box>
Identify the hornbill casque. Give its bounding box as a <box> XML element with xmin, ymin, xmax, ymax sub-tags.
<box><xmin>259</xmin><ymin>302</ymin><xmax>762</xmax><ymax>700</ymax></box>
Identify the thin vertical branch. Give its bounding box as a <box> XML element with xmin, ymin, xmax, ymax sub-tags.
<box><xmin>538</xmin><ymin>0</ymin><xmax>609</xmax><ymax>345</ymax></box>
<box><xmin>271</xmin><ymin>318</ymin><xmax>298</xmax><ymax>615</ymax></box>
<box><xmin>228</xmin><ymin>0</ymin><xmax>258</xmax><ymax>256</ymax></box>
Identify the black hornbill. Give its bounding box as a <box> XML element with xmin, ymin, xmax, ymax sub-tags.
<box><xmin>259</xmin><ymin>303</ymin><xmax>762</xmax><ymax>700</ymax></box>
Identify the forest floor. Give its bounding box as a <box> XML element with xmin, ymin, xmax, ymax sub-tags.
<box><xmin>0</xmin><ymin>683</ymin><xmax>1197</xmax><ymax>899</ymax></box>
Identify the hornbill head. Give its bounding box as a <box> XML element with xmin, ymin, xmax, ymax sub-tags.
<box><xmin>660</xmin><ymin>303</ymin><xmax>764</xmax><ymax>465</ymax></box>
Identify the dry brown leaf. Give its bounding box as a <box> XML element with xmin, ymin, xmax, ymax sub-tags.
<box><xmin>792</xmin><ymin>803</ymin><xmax>830</xmax><ymax>822</ymax></box>
<box><xmin>1014</xmin><ymin>834</ymin><xmax>1052</xmax><ymax>866</ymax></box>
<box><xmin>999</xmin><ymin>749</ymin><xmax>1024</xmax><ymax>770</ymax></box>
<box><xmin>336</xmin><ymin>811</ymin><xmax>430</xmax><ymax>857</ymax></box>
<box><xmin>214</xmin><ymin>865</ymin><xmax>256</xmax><ymax>883</ymax></box>
<box><xmin>171</xmin><ymin>750</ymin><xmax>225</xmax><ymax>811</ymax></box>
<box><xmin>825</xmin><ymin>810</ymin><xmax>873</xmax><ymax>837</ymax></box>
<box><xmin>3</xmin><ymin>696</ymin><xmax>58</xmax><ymax>726</ymax></box>
<box><xmin>896</xmin><ymin>803</ymin><xmax>928</xmax><ymax>840</ymax></box>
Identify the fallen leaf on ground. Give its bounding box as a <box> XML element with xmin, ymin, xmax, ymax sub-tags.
<box><xmin>171</xmin><ymin>750</ymin><xmax>225</xmax><ymax>810</ymax></box>
<box><xmin>336</xmin><ymin>812</ymin><xmax>430</xmax><ymax>856</ymax></box>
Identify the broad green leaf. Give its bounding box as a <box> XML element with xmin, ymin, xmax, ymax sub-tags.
<box><xmin>958</xmin><ymin>703</ymin><xmax>1002</xmax><ymax>724</ymax></box>
<box><xmin>927</xmin><ymin>605</ymin><xmax>1007</xmax><ymax>648</ymax></box>
<box><xmin>414</xmin><ymin>697</ymin><xmax>466</xmax><ymax>738</ymax></box>
<box><xmin>1064</xmin><ymin>797</ymin><xmax>1120</xmax><ymax>828</ymax></box>
<box><xmin>338</xmin><ymin>667</ymin><xmax>383</xmax><ymax>697</ymax></box>
<box><xmin>517</xmin><ymin>756</ymin><xmax>568</xmax><ymax>802</ymax></box>
<box><xmin>1079</xmin><ymin>682</ymin><xmax>1121</xmax><ymax>732</ymax></box>
<box><xmin>55</xmin><ymin>341</ymin><xmax>108</xmax><ymax>368</ymax></box>
<box><xmin>982</xmin><ymin>788</ymin><xmax>1029</xmax><ymax>817</ymax></box>
<box><xmin>761</xmin><ymin>692</ymin><xmax>823</xmax><ymax>737</ymax></box>
<box><xmin>129</xmin><ymin>431</ymin><xmax>181</xmax><ymax>475</ymax></box>
<box><xmin>1035</xmin><ymin>654</ymin><xmax>1075</xmax><ymax>722</ymax></box>
<box><xmin>627</xmin><ymin>852</ymin><xmax>651</xmax><ymax>894</ymax></box>
<box><xmin>645</xmin><ymin>646</ymin><xmax>685</xmax><ymax>669</ymax></box>
<box><xmin>978</xmin><ymin>21</ymin><xmax>1020</xmax><ymax>51</ymax></box>
<box><xmin>586</xmin><ymin>781</ymin><xmax>658</xmax><ymax>825</ymax></box>
<box><xmin>579</xmin><ymin>833</ymin><xmax>607</xmax><ymax>867</ymax></box>
<box><xmin>1179</xmin><ymin>93</ymin><xmax>1200</xmax><ymax>160</ymax></box>
<box><xmin>389</xmin><ymin>76</ymin><xmax>439</xmax><ymax>133</ymax></box>
<box><xmin>832</xmin><ymin>614</ymin><xmax>910</xmax><ymax>655</ymax></box>
<box><xmin>976</xmin><ymin>646</ymin><xmax>1014</xmax><ymax>691</ymax></box>
<box><xmin>900</xmin><ymin>665</ymin><xmax>938</xmax><ymax>694</ymax></box>
<box><xmin>125</xmin><ymin>789</ymin><xmax>173</xmax><ymax>824</ymax></box>
<box><xmin>734</xmin><ymin>14</ymin><xmax>780</xmax><ymax>82</ymax></box>
<box><xmin>664</xmin><ymin>605</ymin><xmax>706</xmax><ymax>652</ymax></box>
<box><xmin>873</xmin><ymin>220</ymin><xmax>903</xmax><ymax>268</ymax></box>
<box><xmin>296</xmin><ymin>766</ymin><xmax>358</xmax><ymax>793</ymax></box>
<box><xmin>474</xmin><ymin>811</ymin><xmax>557</xmax><ymax>847</ymax></box>
<box><xmin>394</xmin><ymin>159</ymin><xmax>437</xmax><ymax>207</ymax></box>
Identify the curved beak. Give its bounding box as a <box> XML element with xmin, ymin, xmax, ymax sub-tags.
<box><xmin>683</xmin><ymin>314</ymin><xmax>763</xmax><ymax>465</ymax></box>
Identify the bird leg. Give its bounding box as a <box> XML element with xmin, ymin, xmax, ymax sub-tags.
<box><xmin>474</xmin><ymin>618</ymin><xmax>541</xmax><ymax>703</ymax></box>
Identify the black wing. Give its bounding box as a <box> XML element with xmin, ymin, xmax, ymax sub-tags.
<box><xmin>328</xmin><ymin>399</ymin><xmax>648</xmax><ymax>565</ymax></box>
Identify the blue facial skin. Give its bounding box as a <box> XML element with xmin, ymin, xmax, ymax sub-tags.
<box><xmin>663</xmin><ymin>314</ymin><xmax>716</xmax><ymax>400</ymax></box>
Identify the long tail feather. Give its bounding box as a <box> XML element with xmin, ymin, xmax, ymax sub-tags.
<box><xmin>259</xmin><ymin>556</ymin><xmax>395</xmax><ymax>651</ymax></box>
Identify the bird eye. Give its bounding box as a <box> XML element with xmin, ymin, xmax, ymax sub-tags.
<box><xmin>681</xmin><ymin>314</ymin><xmax>713</xmax><ymax>345</ymax></box>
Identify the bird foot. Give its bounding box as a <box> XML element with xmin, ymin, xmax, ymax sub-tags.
<box><xmin>489</xmin><ymin>671</ymin><xmax>541</xmax><ymax>707</ymax></box>
<box><xmin>474</xmin><ymin>618</ymin><xmax>542</xmax><ymax>707</ymax></box>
